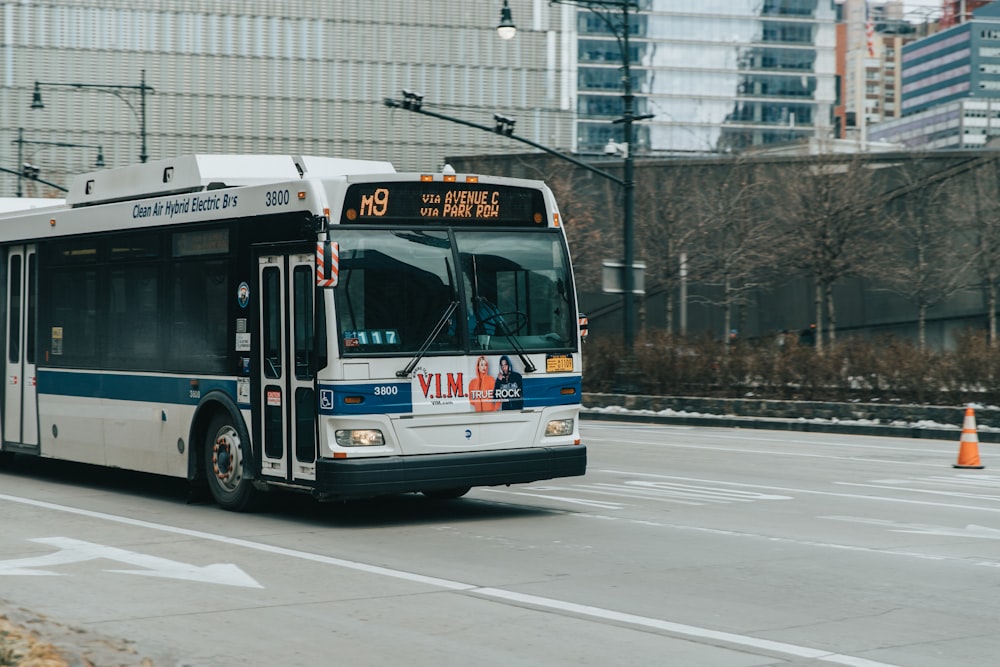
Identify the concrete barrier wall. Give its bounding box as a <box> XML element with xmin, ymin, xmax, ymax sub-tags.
<box><xmin>583</xmin><ymin>393</ymin><xmax>997</xmax><ymax>433</ymax></box>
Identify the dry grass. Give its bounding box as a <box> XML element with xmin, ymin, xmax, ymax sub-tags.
<box><xmin>0</xmin><ymin>615</ymin><xmax>67</xmax><ymax>667</ymax></box>
<box><xmin>0</xmin><ymin>609</ymin><xmax>153</xmax><ymax>667</ymax></box>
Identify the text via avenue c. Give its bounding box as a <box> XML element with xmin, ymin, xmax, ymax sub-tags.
<box><xmin>132</xmin><ymin>193</ymin><xmax>239</xmax><ymax>220</ymax></box>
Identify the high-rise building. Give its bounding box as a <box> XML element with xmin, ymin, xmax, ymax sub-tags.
<box><xmin>867</xmin><ymin>2</ymin><xmax>1000</xmax><ymax>148</ymax></box>
<box><xmin>836</xmin><ymin>0</ymin><xmax>940</xmax><ymax>142</ymax></box>
<box><xmin>570</xmin><ymin>1</ymin><xmax>837</xmax><ymax>154</ymax></box>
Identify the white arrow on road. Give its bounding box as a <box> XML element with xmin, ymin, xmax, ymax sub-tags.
<box><xmin>0</xmin><ymin>537</ymin><xmax>262</xmax><ymax>588</ymax></box>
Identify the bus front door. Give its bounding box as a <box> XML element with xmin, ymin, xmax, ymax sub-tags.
<box><xmin>257</xmin><ymin>251</ymin><xmax>317</xmax><ymax>484</ymax></box>
<box><xmin>3</xmin><ymin>245</ymin><xmax>38</xmax><ymax>453</ymax></box>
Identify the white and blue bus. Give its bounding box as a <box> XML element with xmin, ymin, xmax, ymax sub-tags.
<box><xmin>0</xmin><ymin>154</ymin><xmax>586</xmax><ymax>510</ymax></box>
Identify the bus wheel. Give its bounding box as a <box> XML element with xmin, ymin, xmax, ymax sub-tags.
<box><xmin>422</xmin><ymin>487</ymin><xmax>471</xmax><ymax>500</ymax></box>
<box><xmin>205</xmin><ymin>413</ymin><xmax>265</xmax><ymax>512</ymax></box>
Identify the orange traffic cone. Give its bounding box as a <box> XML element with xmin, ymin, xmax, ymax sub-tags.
<box><xmin>954</xmin><ymin>406</ymin><xmax>985</xmax><ymax>469</ymax></box>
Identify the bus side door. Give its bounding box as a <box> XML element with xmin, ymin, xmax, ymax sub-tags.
<box><xmin>3</xmin><ymin>245</ymin><xmax>38</xmax><ymax>452</ymax></box>
<box><xmin>257</xmin><ymin>251</ymin><xmax>317</xmax><ymax>483</ymax></box>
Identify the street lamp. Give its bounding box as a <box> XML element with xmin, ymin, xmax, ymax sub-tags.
<box><xmin>494</xmin><ymin>114</ymin><xmax>516</xmax><ymax>136</ymax></box>
<box><xmin>498</xmin><ymin>0</ymin><xmax>652</xmax><ymax>387</ymax></box>
<box><xmin>497</xmin><ymin>0</ymin><xmax>517</xmax><ymax>40</ymax></box>
<box><xmin>31</xmin><ymin>69</ymin><xmax>153</xmax><ymax>163</ymax></box>
<box><xmin>401</xmin><ymin>89</ymin><xmax>424</xmax><ymax>111</ymax></box>
<box><xmin>12</xmin><ymin>127</ymin><xmax>105</xmax><ymax>197</ymax></box>
<box><xmin>604</xmin><ymin>138</ymin><xmax>628</xmax><ymax>157</ymax></box>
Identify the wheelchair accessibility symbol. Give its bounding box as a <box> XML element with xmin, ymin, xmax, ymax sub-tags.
<box><xmin>319</xmin><ymin>389</ymin><xmax>334</xmax><ymax>410</ymax></box>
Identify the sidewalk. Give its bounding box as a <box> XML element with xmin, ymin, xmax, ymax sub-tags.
<box><xmin>581</xmin><ymin>393</ymin><xmax>1000</xmax><ymax>443</ymax></box>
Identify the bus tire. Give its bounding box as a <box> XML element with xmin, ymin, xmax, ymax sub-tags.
<box><xmin>422</xmin><ymin>487</ymin><xmax>471</xmax><ymax>500</ymax></box>
<box><xmin>204</xmin><ymin>412</ymin><xmax>266</xmax><ymax>512</ymax></box>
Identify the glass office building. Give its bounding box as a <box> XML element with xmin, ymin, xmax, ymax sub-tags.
<box><xmin>573</xmin><ymin>0</ymin><xmax>837</xmax><ymax>154</ymax></box>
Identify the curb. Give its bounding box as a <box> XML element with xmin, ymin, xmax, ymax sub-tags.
<box><xmin>580</xmin><ymin>409</ymin><xmax>1000</xmax><ymax>443</ymax></box>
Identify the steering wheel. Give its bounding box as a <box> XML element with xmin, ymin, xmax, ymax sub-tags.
<box><xmin>477</xmin><ymin>310</ymin><xmax>528</xmax><ymax>335</ymax></box>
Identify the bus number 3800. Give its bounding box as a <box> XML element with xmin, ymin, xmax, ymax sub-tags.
<box><xmin>265</xmin><ymin>189</ymin><xmax>290</xmax><ymax>207</ymax></box>
<box><xmin>373</xmin><ymin>385</ymin><xmax>398</xmax><ymax>396</ymax></box>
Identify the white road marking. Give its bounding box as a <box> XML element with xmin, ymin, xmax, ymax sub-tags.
<box><xmin>924</xmin><ymin>474</ymin><xmax>1000</xmax><ymax>487</ymax></box>
<box><xmin>573</xmin><ymin>512</ymin><xmax>951</xmax><ymax>562</ymax></box>
<box><xmin>598</xmin><ymin>470</ymin><xmax>1000</xmax><ymax>513</ymax></box>
<box><xmin>477</xmin><ymin>488</ymin><xmax>627</xmax><ymax>509</ymax></box>
<box><xmin>0</xmin><ymin>537</ymin><xmax>262</xmax><ymax>588</ymax></box>
<box><xmin>512</xmin><ymin>480</ymin><xmax>793</xmax><ymax>506</ymax></box>
<box><xmin>476</xmin><ymin>588</ymin><xmax>899</xmax><ymax>667</ymax></box>
<box><xmin>0</xmin><ymin>492</ymin><xmax>900</xmax><ymax>667</ymax></box>
<box><xmin>622</xmin><ymin>479</ymin><xmax>791</xmax><ymax>503</ymax></box>
<box><xmin>572</xmin><ymin>483</ymin><xmax>705</xmax><ymax>506</ymax></box>
<box><xmin>487</xmin><ymin>474</ymin><xmax>1000</xmax><ymax>571</ymax></box>
<box><xmin>836</xmin><ymin>481</ymin><xmax>1000</xmax><ymax>503</ymax></box>
<box><xmin>587</xmin><ymin>440</ymin><xmax>947</xmax><ymax>467</ymax></box>
<box><xmin>821</xmin><ymin>517</ymin><xmax>1000</xmax><ymax>540</ymax></box>
<box><xmin>584</xmin><ymin>426</ymin><xmax>956</xmax><ymax>458</ymax></box>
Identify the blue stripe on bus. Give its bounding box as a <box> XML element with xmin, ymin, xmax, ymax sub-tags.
<box><xmin>318</xmin><ymin>382</ymin><xmax>413</xmax><ymax>415</ymax></box>
<box><xmin>36</xmin><ymin>369</ymin><xmax>238</xmax><ymax>405</ymax></box>
<box><xmin>523</xmin><ymin>375</ymin><xmax>582</xmax><ymax>409</ymax></box>
<box><xmin>35</xmin><ymin>370</ymin><xmax>580</xmax><ymax>415</ymax></box>
<box><xmin>317</xmin><ymin>375</ymin><xmax>581</xmax><ymax>416</ymax></box>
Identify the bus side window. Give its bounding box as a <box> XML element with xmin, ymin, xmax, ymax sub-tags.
<box><xmin>293</xmin><ymin>265</ymin><xmax>314</xmax><ymax>380</ymax></box>
<box><xmin>262</xmin><ymin>267</ymin><xmax>282</xmax><ymax>379</ymax></box>
<box><xmin>8</xmin><ymin>255</ymin><xmax>20</xmax><ymax>363</ymax></box>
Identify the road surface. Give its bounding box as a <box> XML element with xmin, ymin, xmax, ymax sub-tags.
<box><xmin>1</xmin><ymin>421</ymin><xmax>997</xmax><ymax>666</ymax></box>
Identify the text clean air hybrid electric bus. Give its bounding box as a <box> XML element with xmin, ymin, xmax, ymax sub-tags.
<box><xmin>0</xmin><ymin>154</ymin><xmax>586</xmax><ymax>511</ymax></box>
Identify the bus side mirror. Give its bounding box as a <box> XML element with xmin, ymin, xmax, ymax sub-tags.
<box><xmin>307</xmin><ymin>214</ymin><xmax>329</xmax><ymax>234</ymax></box>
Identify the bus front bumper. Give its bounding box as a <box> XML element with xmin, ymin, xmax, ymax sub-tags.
<box><xmin>312</xmin><ymin>445</ymin><xmax>586</xmax><ymax>500</ymax></box>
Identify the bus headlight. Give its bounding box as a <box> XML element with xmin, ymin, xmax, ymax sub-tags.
<box><xmin>545</xmin><ymin>419</ymin><xmax>574</xmax><ymax>437</ymax></box>
<box><xmin>335</xmin><ymin>429</ymin><xmax>385</xmax><ymax>447</ymax></box>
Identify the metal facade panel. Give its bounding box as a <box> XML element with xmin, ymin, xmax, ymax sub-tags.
<box><xmin>2</xmin><ymin>0</ymin><xmax>572</xmax><ymax>196</ymax></box>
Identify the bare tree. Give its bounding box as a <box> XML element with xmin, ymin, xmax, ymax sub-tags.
<box><xmin>772</xmin><ymin>155</ymin><xmax>887</xmax><ymax>352</ymax></box>
<box><xmin>875</xmin><ymin>159</ymin><xmax>974</xmax><ymax>350</ymax></box>
<box><xmin>633</xmin><ymin>165</ymin><xmax>698</xmax><ymax>334</ymax></box>
<box><xmin>963</xmin><ymin>158</ymin><xmax>1000</xmax><ymax>346</ymax></box>
<box><xmin>684</xmin><ymin>159</ymin><xmax>781</xmax><ymax>342</ymax></box>
<box><xmin>546</xmin><ymin>171</ymin><xmax>617</xmax><ymax>291</ymax></box>
<box><xmin>491</xmin><ymin>154</ymin><xmax>618</xmax><ymax>292</ymax></box>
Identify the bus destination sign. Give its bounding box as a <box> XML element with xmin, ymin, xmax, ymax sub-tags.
<box><xmin>341</xmin><ymin>182</ymin><xmax>546</xmax><ymax>227</ymax></box>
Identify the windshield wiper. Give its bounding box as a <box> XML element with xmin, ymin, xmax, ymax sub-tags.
<box><xmin>498</xmin><ymin>318</ymin><xmax>535</xmax><ymax>373</ymax></box>
<box><xmin>397</xmin><ymin>301</ymin><xmax>459</xmax><ymax>378</ymax></box>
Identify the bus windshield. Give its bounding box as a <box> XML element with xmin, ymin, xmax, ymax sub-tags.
<box><xmin>334</xmin><ymin>229</ymin><xmax>576</xmax><ymax>356</ymax></box>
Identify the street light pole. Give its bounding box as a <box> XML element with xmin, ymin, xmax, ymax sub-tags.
<box><xmin>12</xmin><ymin>127</ymin><xmax>105</xmax><ymax>197</ymax></box>
<box><xmin>386</xmin><ymin>93</ymin><xmax>626</xmax><ymax>186</ymax></box>
<box><xmin>0</xmin><ymin>165</ymin><xmax>68</xmax><ymax>194</ymax></box>
<box><xmin>619</xmin><ymin>3</ymin><xmax>637</xmax><ymax>359</ymax></box>
<box><xmin>31</xmin><ymin>69</ymin><xmax>153</xmax><ymax>163</ymax></box>
<box><xmin>16</xmin><ymin>127</ymin><xmax>23</xmax><ymax>198</ymax></box>
<box><xmin>498</xmin><ymin>0</ymin><xmax>652</xmax><ymax>388</ymax></box>
<box><xmin>13</xmin><ymin>128</ymin><xmax>104</xmax><ymax>197</ymax></box>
